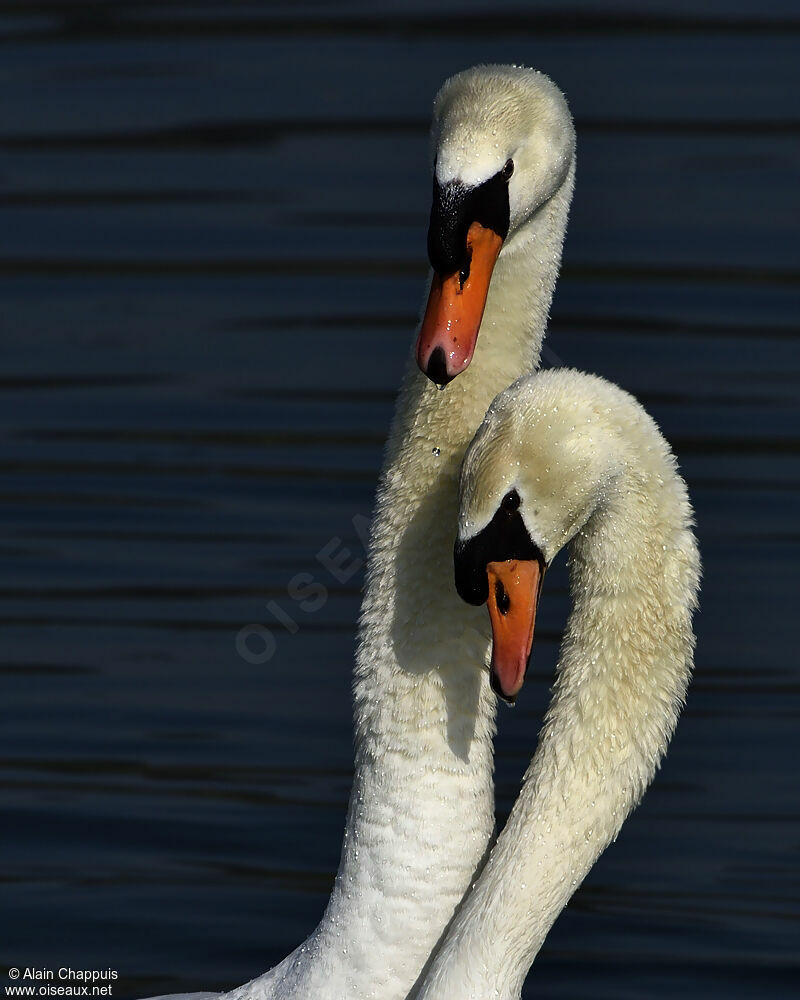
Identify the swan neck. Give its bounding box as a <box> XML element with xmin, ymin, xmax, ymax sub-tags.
<box><xmin>415</xmin><ymin>457</ymin><xmax>699</xmax><ymax>1000</ymax></box>
<box><xmin>244</xmin><ymin>161</ymin><xmax>577</xmax><ymax>1000</ymax></box>
<box><xmin>293</xmin><ymin>171</ymin><xmax>575</xmax><ymax>998</ymax></box>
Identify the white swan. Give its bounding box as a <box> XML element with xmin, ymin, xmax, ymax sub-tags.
<box><xmin>149</xmin><ymin>65</ymin><xmax>576</xmax><ymax>1000</ymax></box>
<box><xmin>411</xmin><ymin>369</ymin><xmax>701</xmax><ymax>1000</ymax></box>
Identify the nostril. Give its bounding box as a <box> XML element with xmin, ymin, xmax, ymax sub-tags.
<box><xmin>495</xmin><ymin>580</ymin><xmax>510</xmax><ymax>616</ymax></box>
<box><xmin>425</xmin><ymin>346</ymin><xmax>453</xmax><ymax>387</ymax></box>
<box><xmin>459</xmin><ymin>245</ymin><xmax>473</xmax><ymax>289</ymax></box>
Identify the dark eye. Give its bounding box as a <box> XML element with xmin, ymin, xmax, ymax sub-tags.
<box><xmin>501</xmin><ymin>158</ymin><xmax>514</xmax><ymax>181</ymax></box>
<box><xmin>501</xmin><ymin>490</ymin><xmax>520</xmax><ymax>511</ymax></box>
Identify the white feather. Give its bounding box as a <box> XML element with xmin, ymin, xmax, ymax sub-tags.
<box><xmin>145</xmin><ymin>65</ymin><xmax>576</xmax><ymax>1000</ymax></box>
<box><xmin>413</xmin><ymin>370</ymin><xmax>701</xmax><ymax>1000</ymax></box>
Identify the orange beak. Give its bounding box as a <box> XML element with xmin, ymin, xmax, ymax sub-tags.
<box><xmin>416</xmin><ymin>221</ymin><xmax>503</xmax><ymax>385</ymax></box>
<box><xmin>486</xmin><ymin>559</ymin><xmax>544</xmax><ymax>704</ymax></box>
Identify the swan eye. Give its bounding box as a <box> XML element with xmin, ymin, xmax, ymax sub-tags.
<box><xmin>501</xmin><ymin>158</ymin><xmax>514</xmax><ymax>181</ymax></box>
<box><xmin>501</xmin><ymin>490</ymin><xmax>520</xmax><ymax>511</ymax></box>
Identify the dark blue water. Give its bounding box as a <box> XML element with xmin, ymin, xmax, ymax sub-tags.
<box><xmin>2</xmin><ymin>3</ymin><xmax>798</xmax><ymax>998</ymax></box>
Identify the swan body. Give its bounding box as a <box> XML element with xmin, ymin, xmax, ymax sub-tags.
<box><xmin>147</xmin><ymin>65</ymin><xmax>576</xmax><ymax>1000</ymax></box>
<box><xmin>413</xmin><ymin>369</ymin><xmax>701</xmax><ymax>1000</ymax></box>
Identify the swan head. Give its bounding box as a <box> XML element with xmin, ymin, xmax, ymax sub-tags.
<box><xmin>416</xmin><ymin>65</ymin><xmax>575</xmax><ymax>386</ymax></box>
<box><xmin>454</xmin><ymin>370</ymin><xmax>628</xmax><ymax>702</ymax></box>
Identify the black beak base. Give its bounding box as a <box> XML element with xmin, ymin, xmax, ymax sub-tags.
<box><xmin>454</xmin><ymin>489</ymin><xmax>545</xmax><ymax>605</ymax></box>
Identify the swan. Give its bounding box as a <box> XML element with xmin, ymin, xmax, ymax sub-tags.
<box><xmin>148</xmin><ymin>65</ymin><xmax>576</xmax><ymax>1000</ymax></box>
<box><xmin>411</xmin><ymin>369</ymin><xmax>701</xmax><ymax>1000</ymax></box>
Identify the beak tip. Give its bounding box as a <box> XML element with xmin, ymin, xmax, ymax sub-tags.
<box><xmin>489</xmin><ymin>668</ymin><xmax>518</xmax><ymax>706</ymax></box>
<box><xmin>422</xmin><ymin>346</ymin><xmax>454</xmax><ymax>387</ymax></box>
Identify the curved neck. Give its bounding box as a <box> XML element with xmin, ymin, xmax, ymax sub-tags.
<box><xmin>246</xmin><ymin>171</ymin><xmax>574</xmax><ymax>1000</ymax></box>
<box><xmin>414</xmin><ymin>461</ymin><xmax>699</xmax><ymax>1000</ymax></box>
